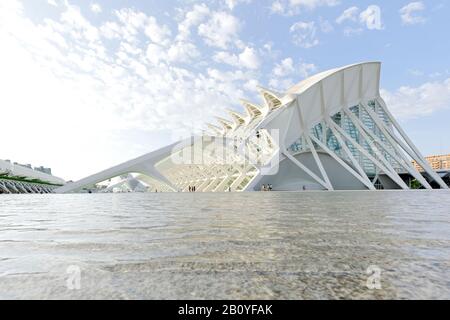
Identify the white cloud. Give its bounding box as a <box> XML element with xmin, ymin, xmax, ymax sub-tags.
<box><xmin>213</xmin><ymin>51</ymin><xmax>239</xmax><ymax>66</ymax></box>
<box><xmin>270</xmin><ymin>1</ymin><xmax>285</xmax><ymax>14</ymax></box>
<box><xmin>225</xmin><ymin>0</ymin><xmax>252</xmax><ymax>11</ymax></box>
<box><xmin>104</xmin><ymin>8</ymin><xmax>173</xmax><ymax>46</ymax></box>
<box><xmin>167</xmin><ymin>41</ymin><xmax>200</xmax><ymax>63</ymax></box>
<box><xmin>99</xmin><ymin>8</ymin><xmax>172</xmax><ymax>46</ymax></box>
<box><xmin>270</xmin><ymin>57</ymin><xmax>317</xmax><ymax>90</ymax></box>
<box><xmin>243</xmin><ymin>79</ymin><xmax>259</xmax><ymax>92</ymax></box>
<box><xmin>144</xmin><ymin>16</ymin><xmax>171</xmax><ymax>45</ymax></box>
<box><xmin>269</xmin><ymin>78</ymin><xmax>295</xmax><ymax>90</ymax></box>
<box><xmin>273</xmin><ymin>58</ymin><xmax>295</xmax><ymax>77</ymax></box>
<box><xmin>176</xmin><ymin>4</ymin><xmax>246</xmax><ymax>53</ymax></box>
<box><xmin>90</xmin><ymin>3</ymin><xmax>102</xmax><ymax>14</ymax></box>
<box><xmin>273</xmin><ymin>58</ymin><xmax>316</xmax><ymax>79</ymax></box>
<box><xmin>290</xmin><ymin>21</ymin><xmax>319</xmax><ymax>48</ymax></box>
<box><xmin>336</xmin><ymin>6</ymin><xmax>359</xmax><ymax>24</ymax></box>
<box><xmin>176</xmin><ymin>4</ymin><xmax>210</xmax><ymax>41</ymax></box>
<box><xmin>146</xmin><ymin>41</ymin><xmax>200</xmax><ymax>65</ymax></box>
<box><xmin>400</xmin><ymin>2</ymin><xmax>426</xmax><ymax>25</ymax></box>
<box><xmin>213</xmin><ymin>47</ymin><xmax>261</xmax><ymax>70</ymax></box>
<box><xmin>198</xmin><ymin>11</ymin><xmax>241</xmax><ymax>49</ymax></box>
<box><xmin>238</xmin><ymin>47</ymin><xmax>260</xmax><ymax>69</ymax></box>
<box><xmin>102</xmin><ymin>8</ymin><xmax>146</xmax><ymax>43</ymax></box>
<box><xmin>381</xmin><ymin>78</ymin><xmax>450</xmax><ymax>120</ymax></box>
<box><xmin>100</xmin><ymin>21</ymin><xmax>121</xmax><ymax>39</ymax></box>
<box><xmin>298</xmin><ymin>61</ymin><xmax>317</xmax><ymax>78</ymax></box>
<box><xmin>146</xmin><ymin>43</ymin><xmax>166</xmax><ymax>65</ymax></box>
<box><xmin>47</xmin><ymin>0</ymin><xmax>58</xmax><ymax>7</ymax></box>
<box><xmin>0</xmin><ymin>0</ymin><xmax>257</xmax><ymax>180</ymax></box>
<box><xmin>360</xmin><ymin>5</ymin><xmax>383</xmax><ymax>30</ymax></box>
<box><xmin>59</xmin><ymin>4</ymin><xmax>102</xmax><ymax>44</ymax></box>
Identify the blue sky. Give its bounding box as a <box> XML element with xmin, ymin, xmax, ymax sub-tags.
<box><xmin>0</xmin><ymin>0</ymin><xmax>449</xmax><ymax>180</ymax></box>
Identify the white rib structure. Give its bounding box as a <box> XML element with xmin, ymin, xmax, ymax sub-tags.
<box><xmin>56</xmin><ymin>62</ymin><xmax>448</xmax><ymax>193</ymax></box>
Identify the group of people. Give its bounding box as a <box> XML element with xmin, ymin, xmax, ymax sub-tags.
<box><xmin>261</xmin><ymin>184</ymin><xmax>273</xmax><ymax>191</ymax></box>
<box><xmin>188</xmin><ymin>186</ymin><xmax>197</xmax><ymax>192</ymax></box>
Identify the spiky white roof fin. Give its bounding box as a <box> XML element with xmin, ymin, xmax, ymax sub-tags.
<box><xmin>257</xmin><ymin>86</ymin><xmax>283</xmax><ymax>111</ymax></box>
<box><xmin>240</xmin><ymin>99</ymin><xmax>264</xmax><ymax>118</ymax></box>
<box><xmin>226</xmin><ymin>109</ymin><xmax>247</xmax><ymax>125</ymax></box>
<box><xmin>206</xmin><ymin>123</ymin><xmax>223</xmax><ymax>135</ymax></box>
<box><xmin>216</xmin><ymin>117</ymin><xmax>234</xmax><ymax>131</ymax></box>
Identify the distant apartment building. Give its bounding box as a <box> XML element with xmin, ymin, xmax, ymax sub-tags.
<box><xmin>413</xmin><ymin>154</ymin><xmax>450</xmax><ymax>172</ymax></box>
<box><xmin>34</xmin><ymin>166</ymin><xmax>52</xmax><ymax>175</ymax></box>
<box><xmin>3</xmin><ymin>160</ymin><xmax>53</xmax><ymax>176</ymax></box>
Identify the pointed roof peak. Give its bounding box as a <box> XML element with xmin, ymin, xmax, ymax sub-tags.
<box><xmin>256</xmin><ymin>86</ymin><xmax>284</xmax><ymax>99</ymax></box>
<box><xmin>239</xmin><ymin>99</ymin><xmax>264</xmax><ymax>117</ymax></box>
<box><xmin>226</xmin><ymin>109</ymin><xmax>247</xmax><ymax>125</ymax></box>
<box><xmin>215</xmin><ymin>117</ymin><xmax>234</xmax><ymax>130</ymax></box>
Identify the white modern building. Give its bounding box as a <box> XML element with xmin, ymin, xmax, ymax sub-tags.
<box><xmin>56</xmin><ymin>62</ymin><xmax>448</xmax><ymax>193</ymax></box>
<box><xmin>0</xmin><ymin>159</ymin><xmax>65</xmax><ymax>194</ymax></box>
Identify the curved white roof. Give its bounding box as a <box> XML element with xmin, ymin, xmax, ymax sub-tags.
<box><xmin>286</xmin><ymin>61</ymin><xmax>381</xmax><ymax>96</ymax></box>
<box><xmin>210</xmin><ymin>62</ymin><xmax>382</xmax><ymax>138</ymax></box>
<box><xmin>259</xmin><ymin>62</ymin><xmax>382</xmax><ymax>132</ymax></box>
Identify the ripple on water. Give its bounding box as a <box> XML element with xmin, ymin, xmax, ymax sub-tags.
<box><xmin>0</xmin><ymin>191</ymin><xmax>449</xmax><ymax>299</ymax></box>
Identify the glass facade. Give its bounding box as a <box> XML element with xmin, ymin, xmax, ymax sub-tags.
<box><xmin>288</xmin><ymin>99</ymin><xmax>404</xmax><ymax>176</ymax></box>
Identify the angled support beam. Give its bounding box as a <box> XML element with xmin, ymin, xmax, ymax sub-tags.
<box><xmin>203</xmin><ymin>172</ymin><xmax>223</xmax><ymax>192</ymax></box>
<box><xmin>197</xmin><ymin>179</ymin><xmax>213</xmax><ymax>192</ymax></box>
<box><xmin>341</xmin><ymin>109</ymin><xmax>404</xmax><ymax>181</ymax></box>
<box><xmin>213</xmin><ymin>176</ymin><xmax>232</xmax><ymax>192</ymax></box>
<box><xmin>282</xmin><ymin>151</ymin><xmax>330</xmax><ymax>190</ymax></box>
<box><xmin>377</xmin><ymin>98</ymin><xmax>448</xmax><ymax>189</ymax></box>
<box><xmin>197</xmin><ymin>164</ymin><xmax>221</xmax><ymax>192</ymax></box>
<box><xmin>229</xmin><ymin>165</ymin><xmax>252</xmax><ymax>191</ymax></box>
<box><xmin>209</xmin><ymin>166</ymin><xmax>230</xmax><ymax>192</ymax></box>
<box><xmin>329</xmin><ymin>120</ymin><xmax>409</xmax><ymax>189</ymax></box>
<box><xmin>296</xmin><ymin>93</ymin><xmax>333</xmax><ymax>190</ymax></box>
<box><xmin>337</xmin><ymin>107</ymin><xmax>410</xmax><ymax>188</ymax></box>
<box><xmin>213</xmin><ymin>165</ymin><xmax>236</xmax><ymax>192</ymax></box>
<box><xmin>304</xmin><ymin>135</ymin><xmax>334</xmax><ymax>190</ymax></box>
<box><xmin>357</xmin><ymin>103</ymin><xmax>432</xmax><ymax>189</ymax></box>
<box><xmin>325</xmin><ymin>119</ymin><xmax>374</xmax><ymax>188</ymax></box>
<box><xmin>309</xmin><ymin>133</ymin><xmax>376</xmax><ymax>190</ymax></box>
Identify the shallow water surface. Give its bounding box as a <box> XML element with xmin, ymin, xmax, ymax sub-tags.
<box><xmin>0</xmin><ymin>191</ymin><xmax>449</xmax><ymax>299</ymax></box>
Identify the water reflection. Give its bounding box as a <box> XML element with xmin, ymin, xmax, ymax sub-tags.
<box><xmin>0</xmin><ymin>191</ymin><xmax>449</xmax><ymax>299</ymax></box>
